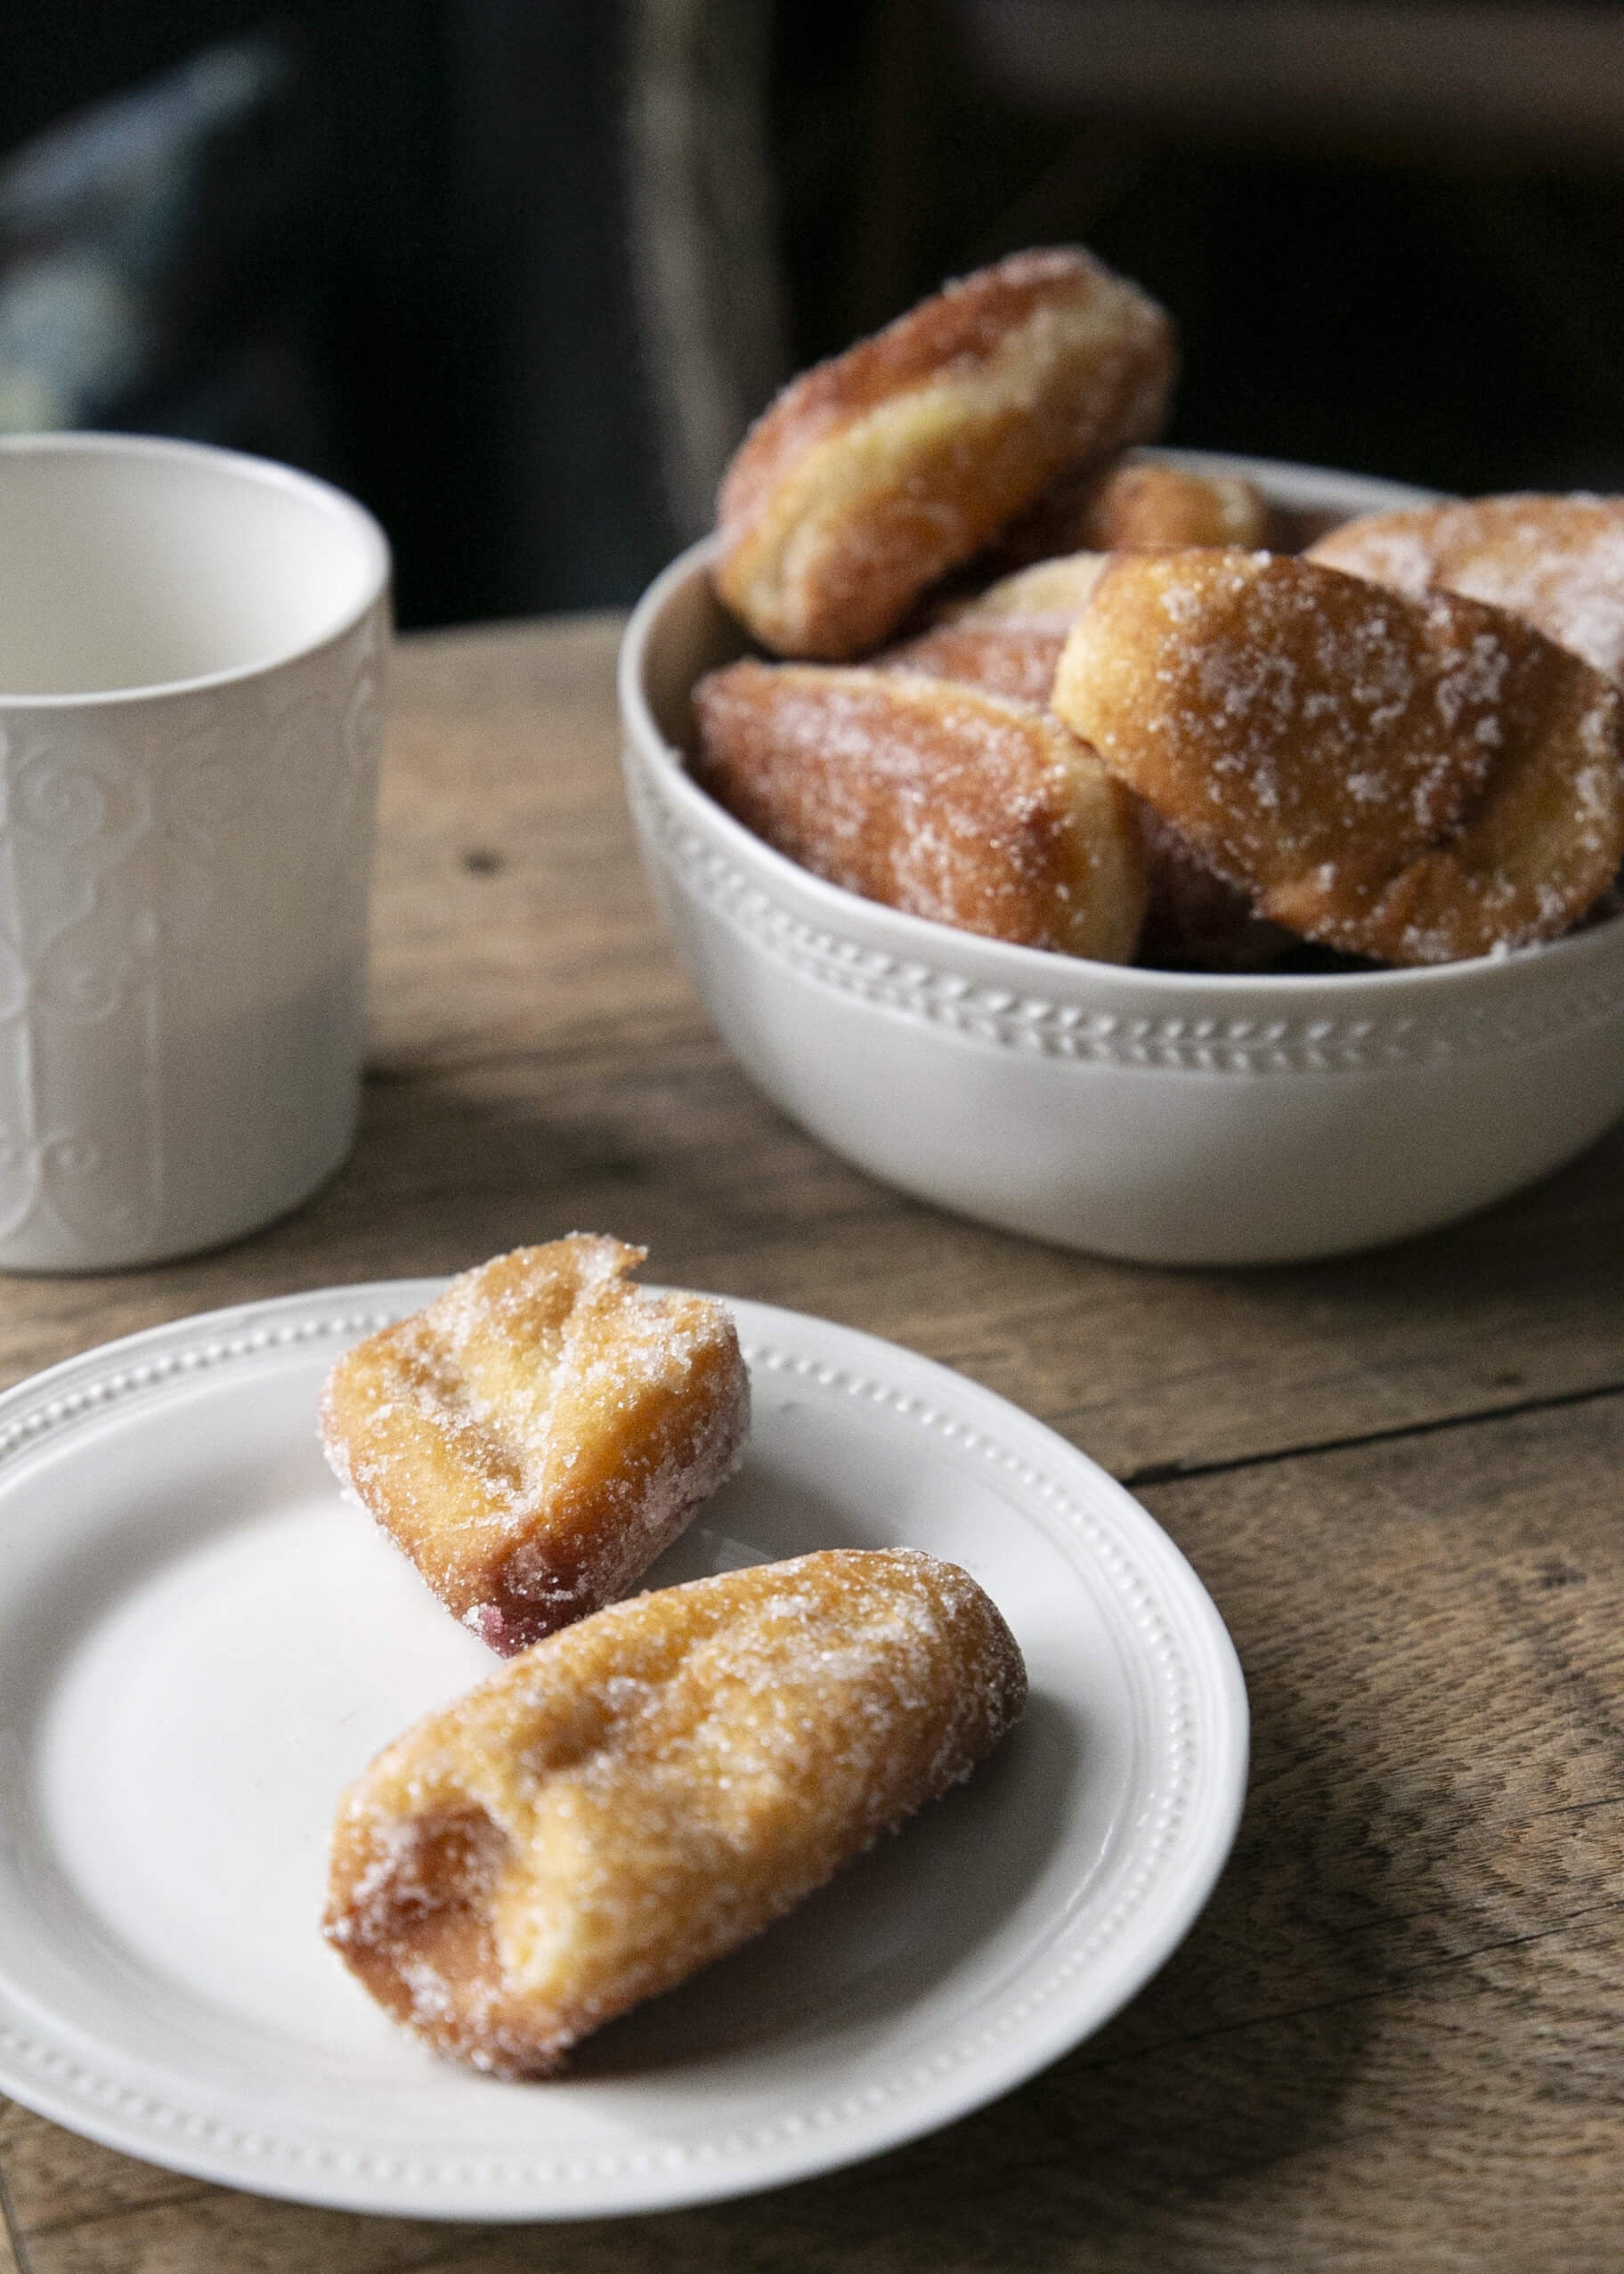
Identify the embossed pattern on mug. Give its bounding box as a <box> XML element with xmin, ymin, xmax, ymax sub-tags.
<box><xmin>0</xmin><ymin>611</ymin><xmax>385</xmax><ymax>1263</ymax></box>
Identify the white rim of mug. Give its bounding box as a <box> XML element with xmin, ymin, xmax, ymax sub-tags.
<box><xmin>0</xmin><ymin>430</ymin><xmax>393</xmax><ymax>707</ymax></box>
<box><xmin>617</xmin><ymin>480</ymin><xmax>1624</xmax><ymax>1004</ymax></box>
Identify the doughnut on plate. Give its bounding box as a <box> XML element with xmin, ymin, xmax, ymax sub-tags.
<box><xmin>0</xmin><ymin>1280</ymin><xmax>1246</xmax><ymax>2217</ymax></box>
<box><xmin>321</xmin><ymin>1237</ymin><xmax>749</xmax><ymax>1653</ymax></box>
<box><xmin>326</xmin><ymin>1549</ymin><xmax>1027</xmax><ymax>2076</ymax></box>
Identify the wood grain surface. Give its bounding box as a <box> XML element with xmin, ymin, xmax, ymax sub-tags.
<box><xmin>2</xmin><ymin>615</ymin><xmax>1621</xmax><ymax>2274</ymax></box>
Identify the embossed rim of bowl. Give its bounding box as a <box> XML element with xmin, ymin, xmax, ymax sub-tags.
<box><xmin>0</xmin><ymin>430</ymin><xmax>391</xmax><ymax>706</ymax></box>
<box><xmin>618</xmin><ymin>449</ymin><xmax>1624</xmax><ymax>1076</ymax></box>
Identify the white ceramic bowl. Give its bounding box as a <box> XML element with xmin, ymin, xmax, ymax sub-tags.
<box><xmin>618</xmin><ymin>451</ymin><xmax>1624</xmax><ymax>1265</ymax></box>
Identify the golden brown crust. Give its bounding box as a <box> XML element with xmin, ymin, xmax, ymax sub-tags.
<box><xmin>964</xmin><ymin>456</ymin><xmax>1278</xmax><ymax>584</ymax></box>
<box><xmin>878</xmin><ymin>619</ymin><xmax>1069</xmax><ymax>707</ymax></box>
<box><xmin>935</xmin><ymin>548</ymin><xmax>1112</xmax><ymax>629</ymax></box>
<box><xmin>713</xmin><ymin>248</ymin><xmax>1174</xmax><ymax>660</ymax></box>
<box><xmin>1052</xmin><ymin>550</ymin><xmax>1624</xmax><ymax>964</ymax></box>
<box><xmin>692</xmin><ymin>658</ymin><xmax>1149</xmax><ymax>962</ymax></box>
<box><xmin>1074</xmin><ymin>459</ymin><xmax>1271</xmax><ymax>551</ymax></box>
<box><xmin>877</xmin><ymin>552</ymin><xmax>1108</xmax><ymax>703</ymax></box>
<box><xmin>1307</xmin><ymin>494</ymin><xmax>1624</xmax><ymax>681</ymax></box>
<box><xmin>323</xmin><ymin>1549</ymin><xmax>1027</xmax><ymax>2076</ymax></box>
<box><xmin>321</xmin><ymin>1239</ymin><xmax>750</xmax><ymax>1655</ymax></box>
<box><xmin>877</xmin><ymin>554</ymin><xmax>1291</xmax><ymax>971</ymax></box>
<box><xmin>719</xmin><ymin>252</ymin><xmax>1108</xmax><ymax>530</ymax></box>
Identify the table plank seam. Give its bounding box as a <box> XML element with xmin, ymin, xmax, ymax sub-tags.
<box><xmin>1070</xmin><ymin>1893</ymin><xmax>1624</xmax><ymax>2077</ymax></box>
<box><xmin>1118</xmin><ymin>1374</ymin><xmax>1624</xmax><ymax>1489</ymax></box>
<box><xmin>362</xmin><ymin>1015</ymin><xmax>718</xmax><ymax>1085</ymax></box>
<box><xmin>1521</xmin><ymin>1788</ymin><xmax>1624</xmax><ymax>1823</ymax></box>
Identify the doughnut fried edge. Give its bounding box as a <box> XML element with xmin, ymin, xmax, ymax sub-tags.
<box><xmin>875</xmin><ymin>549</ymin><xmax>1294</xmax><ymax>971</ymax></box>
<box><xmin>1308</xmin><ymin>493</ymin><xmax>1624</xmax><ymax>681</ymax></box>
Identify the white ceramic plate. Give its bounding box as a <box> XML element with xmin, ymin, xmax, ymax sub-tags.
<box><xmin>0</xmin><ymin>1282</ymin><xmax>1247</xmax><ymax>2221</ymax></box>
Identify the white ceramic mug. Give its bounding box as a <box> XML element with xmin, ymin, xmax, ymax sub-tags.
<box><xmin>0</xmin><ymin>434</ymin><xmax>390</xmax><ymax>1270</ymax></box>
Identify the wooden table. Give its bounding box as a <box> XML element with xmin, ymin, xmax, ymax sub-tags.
<box><xmin>3</xmin><ymin>615</ymin><xmax>1622</xmax><ymax>2274</ymax></box>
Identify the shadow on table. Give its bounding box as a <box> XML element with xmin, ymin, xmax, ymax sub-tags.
<box><xmin>451</xmin><ymin>1621</ymin><xmax>1391</xmax><ymax>2270</ymax></box>
<box><xmin>689</xmin><ymin>1653</ymin><xmax>1384</xmax><ymax>2263</ymax></box>
<box><xmin>1234</xmin><ymin>1114</ymin><xmax>1624</xmax><ymax>1302</ymax></box>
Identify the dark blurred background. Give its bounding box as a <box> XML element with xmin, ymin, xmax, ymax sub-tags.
<box><xmin>6</xmin><ymin>0</ymin><xmax>1624</xmax><ymax>629</ymax></box>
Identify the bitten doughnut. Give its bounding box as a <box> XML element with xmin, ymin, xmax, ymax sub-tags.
<box><xmin>321</xmin><ymin>1238</ymin><xmax>749</xmax><ymax>1655</ymax></box>
<box><xmin>1052</xmin><ymin>550</ymin><xmax>1624</xmax><ymax>964</ymax></box>
<box><xmin>1307</xmin><ymin>494</ymin><xmax>1624</xmax><ymax>680</ymax></box>
<box><xmin>714</xmin><ymin>247</ymin><xmax>1173</xmax><ymax>660</ymax></box>
<box><xmin>324</xmin><ymin>1548</ymin><xmax>1027</xmax><ymax>2076</ymax></box>
<box><xmin>693</xmin><ymin>658</ymin><xmax>1149</xmax><ymax>961</ymax></box>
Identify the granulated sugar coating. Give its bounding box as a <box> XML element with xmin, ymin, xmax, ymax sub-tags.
<box><xmin>875</xmin><ymin>550</ymin><xmax>1294</xmax><ymax>972</ymax></box>
<box><xmin>323</xmin><ymin>1548</ymin><xmax>1027</xmax><ymax>2076</ymax></box>
<box><xmin>1308</xmin><ymin>495</ymin><xmax>1624</xmax><ymax>682</ymax></box>
<box><xmin>878</xmin><ymin>618</ymin><xmax>1071</xmax><ymax>706</ymax></box>
<box><xmin>321</xmin><ymin>1238</ymin><xmax>750</xmax><ymax>1655</ymax></box>
<box><xmin>712</xmin><ymin>246</ymin><xmax>1173</xmax><ymax>659</ymax></box>
<box><xmin>938</xmin><ymin>548</ymin><xmax>1113</xmax><ymax>628</ymax></box>
<box><xmin>1053</xmin><ymin>550</ymin><xmax>1624</xmax><ymax>964</ymax></box>
<box><xmin>878</xmin><ymin>550</ymin><xmax>1108</xmax><ymax>704</ymax></box>
<box><xmin>693</xmin><ymin>659</ymin><xmax>1148</xmax><ymax>962</ymax></box>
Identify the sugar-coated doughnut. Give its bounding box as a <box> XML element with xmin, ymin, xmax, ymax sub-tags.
<box><xmin>1052</xmin><ymin>550</ymin><xmax>1624</xmax><ymax>964</ymax></box>
<box><xmin>324</xmin><ymin>1548</ymin><xmax>1027</xmax><ymax>2076</ymax></box>
<box><xmin>1308</xmin><ymin>494</ymin><xmax>1624</xmax><ymax>680</ymax></box>
<box><xmin>966</xmin><ymin>454</ymin><xmax>1272</xmax><ymax>583</ymax></box>
<box><xmin>1075</xmin><ymin>459</ymin><xmax>1271</xmax><ymax>551</ymax></box>
<box><xmin>713</xmin><ymin>248</ymin><xmax>1173</xmax><ymax>660</ymax></box>
<box><xmin>939</xmin><ymin>549</ymin><xmax>1113</xmax><ymax>626</ymax></box>
<box><xmin>877</xmin><ymin>617</ymin><xmax>1068</xmax><ymax>706</ymax></box>
<box><xmin>693</xmin><ymin>658</ymin><xmax>1148</xmax><ymax>961</ymax></box>
<box><xmin>880</xmin><ymin>552</ymin><xmax>1292</xmax><ymax>971</ymax></box>
<box><xmin>321</xmin><ymin>1239</ymin><xmax>749</xmax><ymax>1655</ymax></box>
<box><xmin>879</xmin><ymin>550</ymin><xmax>1108</xmax><ymax>703</ymax></box>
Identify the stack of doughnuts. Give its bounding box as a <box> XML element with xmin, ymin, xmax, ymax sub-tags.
<box><xmin>1052</xmin><ymin>552</ymin><xmax>1622</xmax><ymax>966</ymax></box>
<box><xmin>693</xmin><ymin>247</ymin><xmax>1624</xmax><ymax>971</ymax></box>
